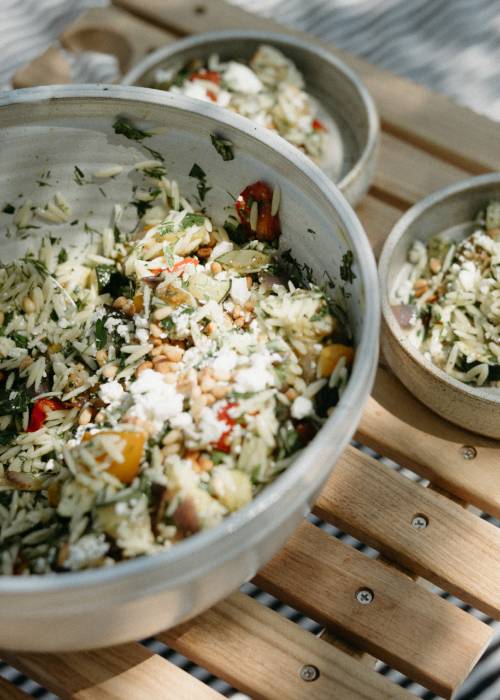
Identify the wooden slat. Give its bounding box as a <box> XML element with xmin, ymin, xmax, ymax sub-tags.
<box><xmin>254</xmin><ymin>520</ymin><xmax>493</xmax><ymax>698</ymax></box>
<box><xmin>356</xmin><ymin>194</ymin><xmax>402</xmax><ymax>259</ymax></box>
<box><xmin>0</xmin><ymin>676</ymin><xmax>30</xmax><ymax>700</ymax></box>
<box><xmin>357</xmin><ymin>367</ymin><xmax>500</xmax><ymax>518</ymax></box>
<box><xmin>373</xmin><ymin>132</ymin><xmax>469</xmax><ymax>207</ymax></box>
<box><xmin>113</xmin><ymin>0</ymin><xmax>500</xmax><ymax>174</ymax></box>
<box><xmin>313</xmin><ymin>445</ymin><xmax>500</xmax><ymax>617</ymax></box>
<box><xmin>3</xmin><ymin>644</ymin><xmax>221</xmax><ymax>700</ymax></box>
<box><xmin>160</xmin><ymin>591</ymin><xmax>413</xmax><ymax>700</ymax></box>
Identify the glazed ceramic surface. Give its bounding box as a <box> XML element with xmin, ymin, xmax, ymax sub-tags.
<box><xmin>123</xmin><ymin>30</ymin><xmax>380</xmax><ymax>206</ymax></box>
<box><xmin>0</xmin><ymin>85</ymin><xmax>379</xmax><ymax>650</ymax></box>
<box><xmin>379</xmin><ymin>174</ymin><xmax>500</xmax><ymax>439</ymax></box>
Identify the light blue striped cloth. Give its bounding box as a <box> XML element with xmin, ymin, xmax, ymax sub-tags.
<box><xmin>0</xmin><ymin>2</ymin><xmax>499</xmax><ymax>699</ymax></box>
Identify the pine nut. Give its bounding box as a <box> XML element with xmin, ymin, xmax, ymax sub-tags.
<box><xmin>162</xmin><ymin>443</ymin><xmax>181</xmax><ymax>456</ymax></box>
<box><xmin>102</xmin><ymin>364</ymin><xmax>118</xmax><ymax>379</ymax></box>
<box><xmin>155</xmin><ymin>360</ymin><xmax>175</xmax><ymax>374</ymax></box>
<box><xmin>19</xmin><ymin>356</ymin><xmax>33</xmax><ymax>370</ymax></box>
<box><xmin>95</xmin><ymin>349</ymin><xmax>108</xmax><ymax>367</ymax></box>
<box><xmin>232</xmin><ymin>305</ymin><xmax>242</xmax><ymax>318</ymax></box>
<box><xmin>204</xmin><ymin>394</ymin><xmax>215</xmax><ymax>406</ymax></box>
<box><xmin>153</xmin><ymin>306</ymin><xmax>172</xmax><ymax>321</ymax></box>
<box><xmin>205</xmin><ymin>321</ymin><xmax>216</xmax><ymax>335</ymax></box>
<box><xmin>149</xmin><ymin>322</ymin><xmax>163</xmax><ymax>337</ymax></box>
<box><xmin>246</xmin><ymin>275</ymin><xmax>253</xmax><ymax>289</ymax></box>
<box><xmin>234</xmin><ymin>317</ymin><xmax>245</xmax><ymax>328</ymax></box>
<box><xmin>211</xmin><ymin>262</ymin><xmax>222</xmax><ymax>274</ymax></box>
<box><xmin>78</xmin><ymin>407</ymin><xmax>92</xmax><ymax>426</ymax></box>
<box><xmin>212</xmin><ymin>384</ymin><xmax>229</xmax><ymax>399</ymax></box>
<box><xmin>286</xmin><ymin>388</ymin><xmax>298</xmax><ymax>401</ymax></box>
<box><xmin>162</xmin><ymin>429</ymin><xmax>182</xmax><ymax>445</ymax></box>
<box><xmin>198</xmin><ymin>456</ymin><xmax>214</xmax><ymax>472</ymax></box>
<box><xmin>22</xmin><ymin>296</ymin><xmax>36</xmax><ymax>314</ymax></box>
<box><xmin>164</xmin><ymin>345</ymin><xmax>184</xmax><ymax>362</ymax></box>
<box><xmin>136</xmin><ymin>360</ymin><xmax>153</xmax><ymax>377</ymax></box>
<box><xmin>200</xmin><ymin>375</ymin><xmax>215</xmax><ymax>393</ymax></box>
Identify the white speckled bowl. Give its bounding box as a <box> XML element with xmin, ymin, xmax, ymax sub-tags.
<box><xmin>122</xmin><ymin>30</ymin><xmax>380</xmax><ymax>206</ymax></box>
<box><xmin>0</xmin><ymin>85</ymin><xmax>379</xmax><ymax>651</ymax></box>
<box><xmin>379</xmin><ymin>174</ymin><xmax>500</xmax><ymax>439</ymax></box>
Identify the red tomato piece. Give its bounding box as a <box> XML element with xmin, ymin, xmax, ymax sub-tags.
<box><xmin>27</xmin><ymin>398</ymin><xmax>67</xmax><ymax>432</ymax></box>
<box><xmin>213</xmin><ymin>402</ymin><xmax>238</xmax><ymax>453</ymax></box>
<box><xmin>312</xmin><ymin>118</ymin><xmax>327</xmax><ymax>132</ymax></box>
<box><xmin>235</xmin><ymin>181</ymin><xmax>281</xmax><ymax>242</ymax></box>
<box><xmin>190</xmin><ymin>69</ymin><xmax>221</xmax><ymax>85</ymax></box>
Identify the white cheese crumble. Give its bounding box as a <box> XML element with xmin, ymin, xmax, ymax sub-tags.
<box><xmin>99</xmin><ymin>380</ymin><xmax>124</xmax><ymax>405</ymax></box>
<box><xmin>291</xmin><ymin>395</ymin><xmax>313</xmax><ymax>419</ymax></box>
<box><xmin>128</xmin><ymin>369</ymin><xmax>183</xmax><ymax>429</ymax></box>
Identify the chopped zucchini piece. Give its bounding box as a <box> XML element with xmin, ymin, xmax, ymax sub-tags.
<box><xmin>188</xmin><ymin>272</ymin><xmax>231</xmax><ymax>303</ymax></box>
<box><xmin>216</xmin><ymin>249</ymin><xmax>271</xmax><ymax>274</ymax></box>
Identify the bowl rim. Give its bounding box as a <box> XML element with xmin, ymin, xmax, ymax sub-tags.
<box><xmin>0</xmin><ymin>84</ymin><xmax>379</xmax><ymax>593</ymax></box>
<box><xmin>379</xmin><ymin>172</ymin><xmax>500</xmax><ymax>406</ymax></box>
<box><xmin>122</xmin><ymin>28</ymin><xmax>380</xmax><ymax>196</ymax></box>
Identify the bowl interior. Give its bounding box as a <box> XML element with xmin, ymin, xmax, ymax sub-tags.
<box><xmin>381</xmin><ymin>174</ymin><xmax>500</xmax><ymax>401</ymax></box>
<box><xmin>124</xmin><ymin>32</ymin><xmax>374</xmax><ymax>186</ymax></box>
<box><xmin>0</xmin><ymin>86</ymin><xmax>379</xmax><ymax>592</ymax></box>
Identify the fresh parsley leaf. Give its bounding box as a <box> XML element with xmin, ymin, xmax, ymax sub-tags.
<box><xmin>210</xmin><ymin>133</ymin><xmax>234</xmax><ymax>161</ymax></box>
<box><xmin>95</xmin><ymin>265</ymin><xmax>114</xmax><ymax>293</ymax></box>
<box><xmin>279</xmin><ymin>249</ymin><xmax>314</xmax><ymax>287</ymax></box>
<box><xmin>57</xmin><ymin>248</ymin><xmax>68</xmax><ymax>264</ymax></box>
<box><xmin>112</xmin><ymin>117</ymin><xmax>164</xmax><ymax>161</ymax></box>
<box><xmin>131</xmin><ymin>199</ymin><xmax>153</xmax><ymax>218</ymax></box>
<box><xmin>0</xmin><ymin>389</ymin><xmax>28</xmax><ymax>416</ymax></box>
<box><xmin>96</xmin><ymin>266</ymin><xmax>136</xmax><ymax>299</ymax></box>
<box><xmin>143</xmin><ymin>166</ymin><xmax>167</xmax><ymax>179</ymax></box>
<box><xmin>181</xmin><ymin>213</ymin><xmax>206</xmax><ymax>229</ymax></box>
<box><xmin>224</xmin><ymin>217</ymin><xmax>248</xmax><ymax>244</ymax></box>
<box><xmin>163</xmin><ymin>242</ymin><xmax>175</xmax><ymax>269</ymax></box>
<box><xmin>307</xmin><ymin>227</ymin><xmax>317</xmax><ymax>235</ymax></box>
<box><xmin>0</xmin><ymin>429</ymin><xmax>16</xmax><ymax>446</ymax></box>
<box><xmin>95</xmin><ymin>318</ymin><xmax>108</xmax><ymax>350</ymax></box>
<box><xmin>340</xmin><ymin>250</ymin><xmax>356</xmax><ymax>284</ymax></box>
<box><xmin>2</xmin><ymin>204</ymin><xmax>15</xmax><ymax>215</ymax></box>
<box><xmin>12</xmin><ymin>333</ymin><xmax>28</xmax><ymax>348</ymax></box>
<box><xmin>74</xmin><ymin>165</ymin><xmax>86</xmax><ymax>185</ymax></box>
<box><xmin>189</xmin><ymin>163</ymin><xmax>206</xmax><ymax>180</ymax></box>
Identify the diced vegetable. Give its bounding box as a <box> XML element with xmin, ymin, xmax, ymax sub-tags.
<box><xmin>235</xmin><ymin>181</ymin><xmax>281</xmax><ymax>242</ymax></box>
<box><xmin>188</xmin><ymin>272</ymin><xmax>231</xmax><ymax>303</ymax></box>
<box><xmin>216</xmin><ymin>249</ymin><xmax>271</xmax><ymax>274</ymax></box>
<box><xmin>27</xmin><ymin>398</ymin><xmax>67</xmax><ymax>432</ymax></box>
<box><xmin>83</xmin><ymin>430</ymin><xmax>145</xmax><ymax>484</ymax></box>
<box><xmin>212</xmin><ymin>469</ymin><xmax>252</xmax><ymax>511</ymax></box>
<box><xmin>317</xmin><ymin>344</ymin><xmax>354</xmax><ymax>378</ymax></box>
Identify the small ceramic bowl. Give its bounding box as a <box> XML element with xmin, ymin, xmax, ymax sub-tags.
<box><xmin>379</xmin><ymin>173</ymin><xmax>500</xmax><ymax>439</ymax></box>
<box><xmin>122</xmin><ymin>30</ymin><xmax>380</xmax><ymax>206</ymax></box>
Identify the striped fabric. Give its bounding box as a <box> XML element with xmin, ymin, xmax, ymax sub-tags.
<box><xmin>0</xmin><ymin>1</ymin><xmax>499</xmax><ymax>699</ymax></box>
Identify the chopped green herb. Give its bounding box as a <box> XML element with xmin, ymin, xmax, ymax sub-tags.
<box><xmin>12</xmin><ymin>333</ymin><xmax>28</xmax><ymax>348</ymax></box>
<box><xmin>143</xmin><ymin>166</ymin><xmax>167</xmax><ymax>179</ymax></box>
<box><xmin>70</xmin><ymin>219</ymin><xmax>79</xmax><ymax>226</ymax></box>
<box><xmin>163</xmin><ymin>242</ymin><xmax>175</xmax><ymax>269</ymax></box>
<box><xmin>223</xmin><ymin>217</ymin><xmax>248</xmax><ymax>245</ymax></box>
<box><xmin>0</xmin><ymin>429</ymin><xmax>16</xmax><ymax>446</ymax></box>
<box><xmin>112</xmin><ymin>117</ymin><xmax>164</xmax><ymax>161</ymax></box>
<box><xmin>340</xmin><ymin>250</ymin><xmax>356</xmax><ymax>284</ymax></box>
<box><xmin>95</xmin><ymin>318</ymin><xmax>108</xmax><ymax>350</ymax></box>
<box><xmin>131</xmin><ymin>199</ymin><xmax>153</xmax><ymax>218</ymax></box>
<box><xmin>279</xmin><ymin>249</ymin><xmax>314</xmax><ymax>287</ymax></box>
<box><xmin>96</xmin><ymin>265</ymin><xmax>135</xmax><ymax>299</ymax></box>
<box><xmin>2</xmin><ymin>204</ymin><xmax>15</xmax><ymax>215</ymax></box>
<box><xmin>210</xmin><ymin>133</ymin><xmax>234</xmax><ymax>161</ymax></box>
<box><xmin>57</xmin><ymin>248</ymin><xmax>68</xmax><ymax>265</ymax></box>
<box><xmin>0</xmin><ymin>389</ymin><xmax>28</xmax><ymax>416</ymax></box>
<box><xmin>181</xmin><ymin>213</ymin><xmax>206</xmax><ymax>229</ymax></box>
<box><xmin>74</xmin><ymin>165</ymin><xmax>86</xmax><ymax>186</ymax></box>
<box><xmin>307</xmin><ymin>227</ymin><xmax>317</xmax><ymax>235</ymax></box>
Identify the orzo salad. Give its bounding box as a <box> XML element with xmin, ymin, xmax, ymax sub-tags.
<box><xmin>0</xmin><ymin>156</ymin><xmax>353</xmax><ymax>574</ymax></box>
<box><xmin>391</xmin><ymin>201</ymin><xmax>500</xmax><ymax>387</ymax></box>
<box><xmin>152</xmin><ymin>44</ymin><xmax>328</xmax><ymax>160</ymax></box>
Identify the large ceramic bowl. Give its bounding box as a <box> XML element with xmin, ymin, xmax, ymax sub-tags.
<box><xmin>123</xmin><ymin>30</ymin><xmax>380</xmax><ymax>206</ymax></box>
<box><xmin>379</xmin><ymin>174</ymin><xmax>500</xmax><ymax>438</ymax></box>
<box><xmin>0</xmin><ymin>85</ymin><xmax>379</xmax><ymax>651</ymax></box>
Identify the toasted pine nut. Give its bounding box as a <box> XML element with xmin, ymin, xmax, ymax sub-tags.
<box><xmin>149</xmin><ymin>322</ymin><xmax>163</xmax><ymax>337</ymax></box>
<box><xmin>198</xmin><ymin>456</ymin><xmax>214</xmax><ymax>472</ymax></box>
<box><xmin>211</xmin><ymin>262</ymin><xmax>222</xmax><ymax>275</ymax></box>
<box><xmin>151</xmin><ymin>337</ymin><xmax>163</xmax><ymax>347</ymax></box>
<box><xmin>204</xmin><ymin>394</ymin><xmax>215</xmax><ymax>406</ymax></box>
<box><xmin>153</xmin><ymin>306</ymin><xmax>172</xmax><ymax>321</ymax></box>
<box><xmin>95</xmin><ymin>349</ymin><xmax>108</xmax><ymax>367</ymax></box>
<box><xmin>164</xmin><ymin>345</ymin><xmax>184</xmax><ymax>362</ymax></box>
<box><xmin>136</xmin><ymin>360</ymin><xmax>153</xmax><ymax>377</ymax></box>
<box><xmin>78</xmin><ymin>407</ymin><xmax>92</xmax><ymax>426</ymax></box>
<box><xmin>286</xmin><ymin>388</ymin><xmax>298</xmax><ymax>401</ymax></box>
<box><xmin>155</xmin><ymin>360</ymin><xmax>175</xmax><ymax>374</ymax></box>
<box><xmin>162</xmin><ymin>443</ymin><xmax>181</xmax><ymax>456</ymax></box>
<box><xmin>232</xmin><ymin>305</ymin><xmax>243</xmax><ymax>318</ymax></box>
<box><xmin>200</xmin><ymin>375</ymin><xmax>215</xmax><ymax>393</ymax></box>
<box><xmin>205</xmin><ymin>321</ymin><xmax>216</xmax><ymax>335</ymax></box>
<box><xmin>197</xmin><ymin>246</ymin><xmax>212</xmax><ymax>258</ymax></box>
<box><xmin>19</xmin><ymin>356</ymin><xmax>33</xmax><ymax>370</ymax></box>
<box><xmin>162</xmin><ymin>429</ymin><xmax>183</xmax><ymax>445</ymax></box>
<box><xmin>102</xmin><ymin>364</ymin><xmax>118</xmax><ymax>379</ymax></box>
<box><xmin>212</xmin><ymin>384</ymin><xmax>229</xmax><ymax>399</ymax></box>
<box><xmin>244</xmin><ymin>301</ymin><xmax>254</xmax><ymax>312</ymax></box>
<box><xmin>22</xmin><ymin>296</ymin><xmax>36</xmax><ymax>314</ymax></box>
<box><xmin>429</xmin><ymin>257</ymin><xmax>441</xmax><ymax>274</ymax></box>
<box><xmin>234</xmin><ymin>317</ymin><xmax>245</xmax><ymax>328</ymax></box>
<box><xmin>246</xmin><ymin>275</ymin><xmax>253</xmax><ymax>289</ymax></box>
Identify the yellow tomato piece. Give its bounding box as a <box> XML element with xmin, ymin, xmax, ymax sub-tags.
<box><xmin>83</xmin><ymin>430</ymin><xmax>145</xmax><ymax>484</ymax></box>
<box><xmin>318</xmin><ymin>344</ymin><xmax>354</xmax><ymax>378</ymax></box>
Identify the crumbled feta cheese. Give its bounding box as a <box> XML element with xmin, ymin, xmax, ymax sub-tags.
<box><xmin>458</xmin><ymin>261</ymin><xmax>476</xmax><ymax>291</ymax></box>
<box><xmin>128</xmin><ymin>369</ymin><xmax>183</xmax><ymax>429</ymax></box>
<box><xmin>234</xmin><ymin>352</ymin><xmax>275</xmax><ymax>393</ymax></box>
<box><xmin>64</xmin><ymin>534</ymin><xmax>109</xmax><ymax>571</ymax></box>
<box><xmin>223</xmin><ymin>62</ymin><xmax>263</xmax><ymax>93</ymax></box>
<box><xmin>230</xmin><ymin>276</ymin><xmax>251</xmax><ymax>306</ymax></box>
<box><xmin>99</xmin><ymin>380</ymin><xmax>124</xmax><ymax>405</ymax></box>
<box><xmin>211</xmin><ymin>349</ymin><xmax>238</xmax><ymax>377</ymax></box>
<box><xmin>291</xmin><ymin>396</ymin><xmax>313</xmax><ymax>419</ymax></box>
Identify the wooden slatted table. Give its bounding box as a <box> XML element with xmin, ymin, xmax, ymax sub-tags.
<box><xmin>5</xmin><ymin>2</ymin><xmax>500</xmax><ymax>698</ymax></box>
